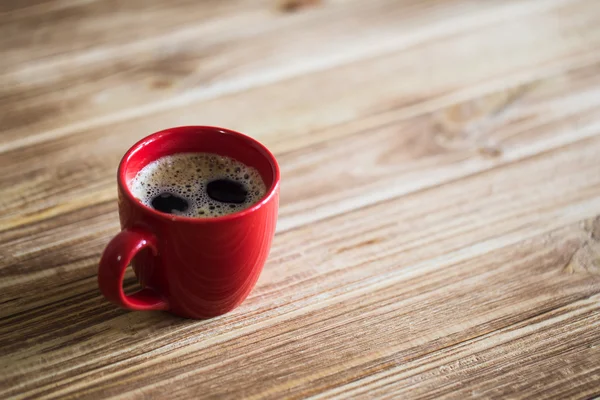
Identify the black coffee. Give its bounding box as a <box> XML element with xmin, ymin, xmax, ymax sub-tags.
<box><xmin>129</xmin><ymin>153</ymin><xmax>266</xmax><ymax>218</ymax></box>
<box><xmin>206</xmin><ymin>179</ymin><xmax>248</xmax><ymax>204</ymax></box>
<box><xmin>150</xmin><ymin>192</ymin><xmax>189</xmax><ymax>214</ymax></box>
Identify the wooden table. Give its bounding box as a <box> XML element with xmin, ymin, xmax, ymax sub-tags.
<box><xmin>2</xmin><ymin>1</ymin><xmax>600</xmax><ymax>398</ymax></box>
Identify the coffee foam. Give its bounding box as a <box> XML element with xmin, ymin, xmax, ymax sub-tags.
<box><xmin>129</xmin><ymin>153</ymin><xmax>267</xmax><ymax>218</ymax></box>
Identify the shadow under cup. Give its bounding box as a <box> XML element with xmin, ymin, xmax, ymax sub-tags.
<box><xmin>108</xmin><ymin>126</ymin><xmax>280</xmax><ymax>319</ymax></box>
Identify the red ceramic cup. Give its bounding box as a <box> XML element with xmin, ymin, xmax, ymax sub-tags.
<box><xmin>98</xmin><ymin>126</ymin><xmax>279</xmax><ymax>319</ymax></box>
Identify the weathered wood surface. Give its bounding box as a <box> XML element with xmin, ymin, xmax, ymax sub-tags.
<box><xmin>1</xmin><ymin>0</ymin><xmax>600</xmax><ymax>399</ymax></box>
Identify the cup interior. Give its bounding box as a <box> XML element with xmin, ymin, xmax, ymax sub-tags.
<box><xmin>122</xmin><ymin>126</ymin><xmax>277</xmax><ymax>187</ymax></box>
<box><xmin>119</xmin><ymin>126</ymin><xmax>279</xmax><ymax>219</ymax></box>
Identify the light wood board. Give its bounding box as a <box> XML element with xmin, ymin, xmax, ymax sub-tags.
<box><xmin>1</xmin><ymin>0</ymin><xmax>600</xmax><ymax>399</ymax></box>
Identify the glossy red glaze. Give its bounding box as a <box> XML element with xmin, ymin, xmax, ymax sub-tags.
<box><xmin>98</xmin><ymin>126</ymin><xmax>280</xmax><ymax>319</ymax></box>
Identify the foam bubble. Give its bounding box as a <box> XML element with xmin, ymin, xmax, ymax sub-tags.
<box><xmin>129</xmin><ymin>153</ymin><xmax>267</xmax><ymax>218</ymax></box>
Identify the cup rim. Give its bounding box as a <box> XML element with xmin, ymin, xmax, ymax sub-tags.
<box><xmin>118</xmin><ymin>126</ymin><xmax>280</xmax><ymax>224</ymax></box>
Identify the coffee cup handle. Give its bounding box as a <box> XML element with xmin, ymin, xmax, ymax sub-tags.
<box><xmin>98</xmin><ymin>228</ymin><xmax>169</xmax><ymax>311</ymax></box>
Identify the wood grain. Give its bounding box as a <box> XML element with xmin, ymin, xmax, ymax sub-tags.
<box><xmin>3</xmin><ymin>0</ymin><xmax>595</xmax><ymax>152</ymax></box>
<box><xmin>1</xmin><ymin>0</ymin><xmax>600</xmax><ymax>399</ymax></box>
<box><xmin>3</xmin><ymin>134</ymin><xmax>600</xmax><ymax>399</ymax></box>
<box><xmin>3</xmin><ymin>59</ymin><xmax>600</xmax><ymax>317</ymax></box>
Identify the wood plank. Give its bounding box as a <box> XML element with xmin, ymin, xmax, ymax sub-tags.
<box><xmin>277</xmin><ymin>63</ymin><xmax>600</xmax><ymax>231</ymax></box>
<box><xmin>1</xmin><ymin>130</ymin><xmax>599</xmax><ymax>398</ymax></box>
<box><xmin>0</xmin><ymin>0</ymin><xmax>423</xmax><ymax>145</ymax></box>
<box><xmin>319</xmin><ymin>295</ymin><xmax>600</xmax><ymax>399</ymax></box>
<box><xmin>4</xmin><ymin>6</ymin><xmax>600</xmax><ymax>220</ymax></box>
<box><xmin>0</xmin><ymin>0</ymin><xmax>264</xmax><ymax>67</ymax></box>
<box><xmin>2</xmin><ymin>0</ymin><xmax>592</xmax><ymax>152</ymax></box>
<box><xmin>3</xmin><ymin>2</ymin><xmax>600</xmax><ymax>398</ymax></box>
<box><xmin>2</xmin><ymin>57</ymin><xmax>600</xmax><ymax>234</ymax></box>
<box><xmin>117</xmin><ymin>228</ymin><xmax>600</xmax><ymax>400</ymax></box>
<box><xmin>3</xmin><ymin>1</ymin><xmax>600</xmax><ymax>398</ymax></box>
<box><xmin>2</xmin><ymin>60</ymin><xmax>600</xmax><ymax>316</ymax></box>
<box><xmin>0</xmin><ymin>0</ymin><xmax>82</xmax><ymax>15</ymax></box>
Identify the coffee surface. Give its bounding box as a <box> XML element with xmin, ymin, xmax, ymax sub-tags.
<box><xmin>129</xmin><ymin>153</ymin><xmax>266</xmax><ymax>218</ymax></box>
